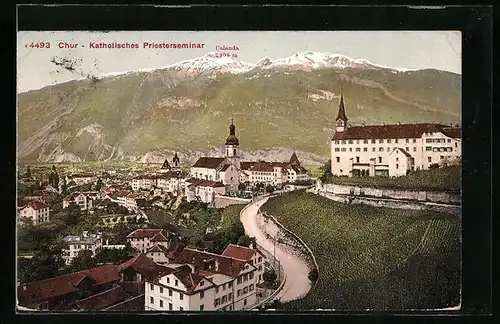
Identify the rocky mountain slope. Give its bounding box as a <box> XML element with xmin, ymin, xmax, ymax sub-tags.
<box><xmin>17</xmin><ymin>52</ymin><xmax>461</xmax><ymax>164</ymax></box>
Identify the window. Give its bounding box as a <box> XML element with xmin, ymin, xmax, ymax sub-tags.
<box><xmin>243</xmin><ymin>287</ymin><xmax>248</xmax><ymax>294</ymax></box>
<box><xmin>237</xmin><ymin>289</ymin><xmax>242</xmax><ymax>297</ymax></box>
<box><xmin>342</xmin><ymin>140</ymin><xmax>346</xmax><ymax>144</ymax></box>
<box><xmin>249</xmin><ymin>284</ymin><xmax>254</xmax><ymax>291</ymax></box>
<box><xmin>175</xmin><ymin>280</ymin><xmax>178</xmax><ymax>286</ymax></box>
<box><xmin>413</xmin><ymin>147</ymin><xmax>417</xmax><ymax>152</ymax></box>
<box><xmin>179</xmin><ymin>306</ymin><xmax>183</xmax><ymax>311</ymax></box>
<box><xmin>348</xmin><ymin>140</ymin><xmax>353</xmax><ymax>144</ymax></box>
<box><xmin>258</xmin><ymin>257</ymin><xmax>262</xmax><ymax>262</ymax></box>
<box><xmin>379</xmin><ymin>139</ymin><xmax>384</xmax><ymax>144</ymax></box>
<box><xmin>169</xmin><ymin>289</ymin><xmax>172</xmax><ymax>296</ymax></box>
<box><xmin>395</xmin><ymin>139</ymin><xmax>399</xmax><ymax>143</ymax></box>
<box><xmin>200</xmin><ymin>291</ymin><xmax>204</xmax><ymax>299</ymax></box>
<box><xmin>372</xmin><ymin>147</ymin><xmax>376</xmax><ymax>152</ymax></box>
<box><xmin>426</xmin><ymin>139</ymin><xmax>432</xmax><ymax>143</ymax></box>
<box><xmin>160</xmin><ymin>287</ymin><xmax>163</xmax><ymax>294</ymax></box>
<box><xmin>355</xmin><ymin>147</ymin><xmax>360</xmax><ymax>152</ymax></box>
<box><xmin>334</xmin><ymin>148</ymin><xmax>340</xmax><ymax>152</ymax></box>
<box><xmin>406</xmin><ymin>147</ymin><xmax>409</xmax><ymax>152</ymax></box>
<box><xmin>356</xmin><ymin>157</ymin><xmax>360</xmax><ymax>163</ymax></box>
<box><xmin>160</xmin><ymin>300</ymin><xmax>164</xmax><ymax>308</ymax></box>
<box><xmin>455</xmin><ymin>143</ymin><xmax>458</xmax><ymax>148</ymax></box>
<box><xmin>447</xmin><ymin>138</ymin><xmax>451</xmax><ymax>143</ymax></box>
<box><xmin>363</xmin><ymin>147</ymin><xmax>368</xmax><ymax>152</ymax></box>
<box><xmin>387</xmin><ymin>139</ymin><xmax>391</xmax><ymax>143</ymax></box>
<box><xmin>363</xmin><ymin>139</ymin><xmax>368</xmax><ymax>144</ymax></box>
<box><xmin>406</xmin><ymin>139</ymin><xmax>409</xmax><ymax>143</ymax></box>
<box><xmin>396</xmin><ymin>157</ymin><xmax>399</xmax><ymax>162</ymax></box>
<box><xmin>200</xmin><ymin>281</ymin><xmax>204</xmax><ymax>287</ymax></box>
<box><xmin>179</xmin><ymin>293</ymin><xmax>184</xmax><ymax>300</ymax></box>
<box><xmin>440</xmin><ymin>155</ymin><xmax>444</xmax><ymax>160</ymax></box>
<box><xmin>244</xmin><ymin>299</ymin><xmax>247</xmax><ymax>306</ymax></box>
<box><xmin>200</xmin><ymin>305</ymin><xmax>204</xmax><ymax>311</ymax></box>
<box><xmin>379</xmin><ymin>147</ymin><xmax>383</xmax><ymax>152</ymax></box>
<box><xmin>356</xmin><ymin>140</ymin><xmax>359</xmax><ymax>144</ymax></box>
<box><xmin>150</xmin><ymin>284</ymin><xmax>154</xmax><ymax>291</ymax></box>
<box><xmin>336</xmin><ymin>157</ymin><xmax>340</xmax><ymax>163</ymax></box>
<box><xmin>215</xmin><ymin>298</ymin><xmax>220</xmax><ymax>306</ymax></box>
<box><xmin>222</xmin><ymin>295</ymin><xmax>227</xmax><ymax>303</ymax></box>
<box><xmin>168</xmin><ymin>303</ymin><xmax>173</xmax><ymax>310</ymax></box>
<box><xmin>396</xmin><ymin>164</ymin><xmax>399</xmax><ymax>169</ymax></box>
<box><xmin>426</xmin><ymin>147</ymin><xmax>432</xmax><ymax>151</ymax></box>
<box><xmin>341</xmin><ymin>148</ymin><xmax>346</xmax><ymax>152</ymax></box>
<box><xmin>371</xmin><ymin>139</ymin><xmax>376</xmax><ymax>144</ymax></box>
<box><xmin>378</xmin><ymin>157</ymin><xmax>382</xmax><ymax>163</ymax></box>
<box><xmin>229</xmin><ymin>281</ymin><xmax>233</xmax><ymax>288</ymax></box>
<box><xmin>335</xmin><ymin>140</ymin><xmax>340</xmax><ymax>144</ymax></box>
<box><xmin>150</xmin><ymin>297</ymin><xmax>154</xmax><ymax>304</ymax></box>
<box><xmin>215</xmin><ymin>286</ymin><xmax>219</xmax><ymax>293</ymax></box>
<box><xmin>223</xmin><ymin>283</ymin><xmax>226</xmax><ymax>290</ymax></box>
<box><xmin>428</xmin><ymin>157</ymin><xmax>432</xmax><ymax>163</ymax></box>
<box><xmin>413</xmin><ymin>139</ymin><xmax>417</xmax><ymax>143</ymax></box>
<box><xmin>349</xmin><ymin>148</ymin><xmax>352</xmax><ymax>152</ymax></box>
<box><xmin>258</xmin><ymin>265</ymin><xmax>262</xmax><ymax>271</ymax></box>
<box><xmin>249</xmin><ymin>272</ymin><xmax>254</xmax><ymax>279</ymax></box>
<box><xmin>229</xmin><ymin>293</ymin><xmax>232</xmax><ymax>300</ymax></box>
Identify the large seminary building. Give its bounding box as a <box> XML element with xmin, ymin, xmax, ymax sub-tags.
<box><xmin>331</xmin><ymin>92</ymin><xmax>461</xmax><ymax>177</ymax></box>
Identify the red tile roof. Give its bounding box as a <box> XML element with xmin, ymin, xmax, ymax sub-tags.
<box><xmin>117</xmin><ymin>254</ymin><xmax>175</xmax><ymax>281</ymax></box>
<box><xmin>76</xmin><ymin>286</ymin><xmax>128</xmax><ymax>311</ymax></box>
<box><xmin>150</xmin><ymin>232</ymin><xmax>169</xmax><ymax>242</ymax></box>
<box><xmin>126</xmin><ymin>229</ymin><xmax>164</xmax><ymax>239</ymax></box>
<box><xmin>249</xmin><ymin>163</ymin><xmax>276</xmax><ymax>172</ymax></box>
<box><xmin>103</xmin><ymin>294</ymin><xmax>145</xmax><ymax>311</ymax></box>
<box><xmin>170</xmin><ymin>267</ymin><xmax>211</xmax><ymax>294</ymax></box>
<box><xmin>441</xmin><ymin>126</ymin><xmax>461</xmax><ymax>139</ymax></box>
<box><xmin>186</xmin><ymin>178</ymin><xmax>225</xmax><ymax>188</ymax></box>
<box><xmin>331</xmin><ymin>123</ymin><xmax>459</xmax><ymax>140</ymax></box>
<box><xmin>289</xmin><ymin>152</ymin><xmax>300</xmax><ymax>165</ymax></box>
<box><xmin>17</xmin><ymin>265</ymin><xmax>120</xmax><ymax>307</ymax></box>
<box><xmin>20</xmin><ymin>200</ymin><xmax>49</xmax><ymax>211</ymax></box>
<box><xmin>192</xmin><ymin>157</ymin><xmax>225</xmax><ymax>169</ymax></box>
<box><xmin>392</xmin><ymin>148</ymin><xmax>413</xmax><ymax>158</ymax></box>
<box><xmin>174</xmin><ymin>247</ymin><xmax>250</xmax><ymax>277</ymax></box>
<box><xmin>221</xmin><ymin>244</ymin><xmax>265</xmax><ymax>261</ymax></box>
<box><xmin>240</xmin><ymin>161</ymin><xmax>259</xmax><ymax>170</ymax></box>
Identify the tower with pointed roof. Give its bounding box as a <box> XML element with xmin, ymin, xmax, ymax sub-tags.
<box><xmin>225</xmin><ymin>117</ymin><xmax>240</xmax><ymax>169</ymax></box>
<box><xmin>172</xmin><ymin>152</ymin><xmax>180</xmax><ymax>170</ymax></box>
<box><xmin>335</xmin><ymin>88</ymin><xmax>348</xmax><ymax>132</ymax></box>
<box><xmin>289</xmin><ymin>152</ymin><xmax>300</xmax><ymax>166</ymax></box>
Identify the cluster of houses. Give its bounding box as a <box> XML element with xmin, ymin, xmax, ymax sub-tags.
<box><xmin>17</xmin><ymin>227</ymin><xmax>268</xmax><ymax>312</ymax></box>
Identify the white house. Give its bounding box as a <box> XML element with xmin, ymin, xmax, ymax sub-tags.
<box><xmin>127</xmin><ymin>229</ymin><xmax>172</xmax><ymax>254</ymax></box>
<box><xmin>330</xmin><ymin>91</ymin><xmax>461</xmax><ymax>177</ymax></box>
<box><xmin>18</xmin><ymin>200</ymin><xmax>50</xmax><ymax>225</ymax></box>
<box><xmin>388</xmin><ymin>148</ymin><xmax>415</xmax><ymax>177</ymax></box>
<box><xmin>63</xmin><ymin>192</ymin><xmax>93</xmax><ymax>210</ymax></box>
<box><xmin>145</xmin><ymin>245</ymin><xmax>265</xmax><ymax>311</ymax></box>
<box><xmin>65</xmin><ymin>173</ymin><xmax>95</xmax><ymax>186</ymax></box>
<box><xmin>62</xmin><ymin>231</ymin><xmax>103</xmax><ymax>265</ymax></box>
<box><xmin>185</xmin><ymin>179</ymin><xmax>226</xmax><ymax>204</ymax></box>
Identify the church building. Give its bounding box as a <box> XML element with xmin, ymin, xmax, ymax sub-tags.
<box><xmin>330</xmin><ymin>90</ymin><xmax>461</xmax><ymax>177</ymax></box>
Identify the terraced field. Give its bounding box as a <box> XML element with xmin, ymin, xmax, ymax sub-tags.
<box><xmin>261</xmin><ymin>190</ymin><xmax>461</xmax><ymax>310</ymax></box>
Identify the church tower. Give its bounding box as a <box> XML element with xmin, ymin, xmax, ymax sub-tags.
<box><xmin>225</xmin><ymin>117</ymin><xmax>241</xmax><ymax>169</ymax></box>
<box><xmin>172</xmin><ymin>152</ymin><xmax>180</xmax><ymax>170</ymax></box>
<box><xmin>335</xmin><ymin>88</ymin><xmax>348</xmax><ymax>132</ymax></box>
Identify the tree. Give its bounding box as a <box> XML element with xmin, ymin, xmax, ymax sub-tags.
<box><xmin>319</xmin><ymin>159</ymin><xmax>333</xmax><ymax>183</ymax></box>
<box><xmin>263</xmin><ymin>269</ymin><xmax>277</xmax><ymax>285</ymax></box>
<box><xmin>238</xmin><ymin>183</ymin><xmax>247</xmax><ymax>191</ymax></box>
<box><xmin>265</xmin><ymin>185</ymin><xmax>275</xmax><ymax>194</ymax></box>
<box><xmin>26</xmin><ymin>165</ymin><xmax>31</xmax><ymax>178</ymax></box>
<box><xmin>95</xmin><ymin>177</ymin><xmax>103</xmax><ymax>191</ymax></box>
<box><xmin>67</xmin><ymin>250</ymin><xmax>97</xmax><ymax>273</ymax></box>
<box><xmin>308</xmin><ymin>269</ymin><xmax>319</xmax><ymax>282</ymax></box>
<box><xmin>63</xmin><ymin>202</ymin><xmax>82</xmax><ymax>226</ymax></box>
<box><xmin>237</xmin><ymin>235</ymin><xmax>257</xmax><ymax>248</ymax></box>
<box><xmin>61</xmin><ymin>178</ymin><xmax>69</xmax><ymax>196</ymax></box>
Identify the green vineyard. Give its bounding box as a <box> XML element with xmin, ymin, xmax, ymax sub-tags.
<box><xmin>261</xmin><ymin>190</ymin><xmax>461</xmax><ymax>310</ymax></box>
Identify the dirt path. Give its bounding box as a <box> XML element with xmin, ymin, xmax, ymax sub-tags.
<box><xmin>240</xmin><ymin>197</ymin><xmax>311</xmax><ymax>303</ymax></box>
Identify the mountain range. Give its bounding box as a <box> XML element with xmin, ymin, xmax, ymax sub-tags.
<box><xmin>17</xmin><ymin>51</ymin><xmax>461</xmax><ymax>165</ymax></box>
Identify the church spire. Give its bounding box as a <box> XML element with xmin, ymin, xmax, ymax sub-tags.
<box><xmin>336</xmin><ymin>87</ymin><xmax>348</xmax><ymax>122</ymax></box>
<box><xmin>226</xmin><ymin>116</ymin><xmax>239</xmax><ymax>145</ymax></box>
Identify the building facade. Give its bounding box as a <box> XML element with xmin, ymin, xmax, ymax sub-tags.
<box><xmin>18</xmin><ymin>201</ymin><xmax>50</xmax><ymax>224</ymax></box>
<box><xmin>62</xmin><ymin>232</ymin><xmax>103</xmax><ymax>265</ymax></box>
<box><xmin>63</xmin><ymin>192</ymin><xmax>93</xmax><ymax>210</ymax></box>
<box><xmin>330</xmin><ymin>91</ymin><xmax>461</xmax><ymax>177</ymax></box>
<box><xmin>127</xmin><ymin>229</ymin><xmax>172</xmax><ymax>254</ymax></box>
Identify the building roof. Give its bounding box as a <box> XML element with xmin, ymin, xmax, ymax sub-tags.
<box><xmin>170</xmin><ymin>267</ymin><xmax>210</xmax><ymax>294</ymax></box>
<box><xmin>103</xmin><ymin>294</ymin><xmax>145</xmax><ymax>311</ymax></box>
<box><xmin>240</xmin><ymin>161</ymin><xmax>259</xmax><ymax>170</ymax></box>
<box><xmin>248</xmin><ymin>163</ymin><xmax>276</xmax><ymax>173</ymax></box>
<box><xmin>161</xmin><ymin>159</ymin><xmax>171</xmax><ymax>170</ymax></box>
<box><xmin>134</xmin><ymin>198</ymin><xmax>150</xmax><ymax>208</ymax></box>
<box><xmin>126</xmin><ymin>229</ymin><xmax>165</xmax><ymax>239</ymax></box>
<box><xmin>332</xmin><ymin>123</ymin><xmax>460</xmax><ymax>140</ymax></box>
<box><xmin>221</xmin><ymin>244</ymin><xmax>265</xmax><ymax>261</ymax></box>
<box><xmin>288</xmin><ymin>165</ymin><xmax>309</xmax><ymax>175</ymax></box>
<box><xmin>117</xmin><ymin>254</ymin><xmax>176</xmax><ymax>281</ymax></box>
<box><xmin>441</xmin><ymin>126</ymin><xmax>461</xmax><ymax>139</ymax></box>
<box><xmin>19</xmin><ymin>200</ymin><xmax>48</xmax><ymax>211</ymax></box>
<box><xmin>225</xmin><ymin>119</ymin><xmax>240</xmax><ymax>146</ymax></box>
<box><xmin>336</xmin><ymin>91</ymin><xmax>348</xmax><ymax>122</ymax></box>
<box><xmin>17</xmin><ymin>264</ymin><xmax>120</xmax><ymax>306</ymax></box>
<box><xmin>186</xmin><ymin>178</ymin><xmax>226</xmax><ymax>188</ymax></box>
<box><xmin>64</xmin><ymin>233</ymin><xmax>101</xmax><ymax>245</ymax></box>
<box><xmin>289</xmin><ymin>152</ymin><xmax>301</xmax><ymax>165</ymax></box>
<box><xmin>76</xmin><ymin>286</ymin><xmax>128</xmax><ymax>311</ymax></box>
<box><xmin>174</xmin><ymin>247</ymin><xmax>249</xmax><ymax>278</ymax></box>
<box><xmin>192</xmin><ymin>157</ymin><xmax>226</xmax><ymax>169</ymax></box>
<box><xmin>150</xmin><ymin>232</ymin><xmax>169</xmax><ymax>242</ymax></box>
<box><xmin>68</xmin><ymin>173</ymin><xmax>94</xmax><ymax>178</ymax></box>
<box><xmin>219</xmin><ymin>164</ymin><xmax>231</xmax><ymax>172</ymax></box>
<box><xmin>392</xmin><ymin>147</ymin><xmax>413</xmax><ymax>158</ymax></box>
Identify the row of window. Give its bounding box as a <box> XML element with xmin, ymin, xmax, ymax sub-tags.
<box><xmin>236</xmin><ymin>271</ymin><xmax>255</xmax><ymax>284</ymax></box>
<box><xmin>425</xmin><ymin>147</ymin><xmax>454</xmax><ymax>152</ymax></box>
<box><xmin>335</xmin><ymin>146</ymin><xmax>420</xmax><ymax>153</ymax></box>
<box><xmin>150</xmin><ymin>297</ymin><xmax>185</xmax><ymax>311</ymax></box>
<box><xmin>334</xmin><ymin>138</ymin><xmax>418</xmax><ymax>145</ymax></box>
<box><xmin>426</xmin><ymin>138</ymin><xmax>451</xmax><ymax>143</ymax></box>
<box><xmin>237</xmin><ymin>284</ymin><xmax>254</xmax><ymax>297</ymax></box>
<box><xmin>214</xmin><ymin>292</ymin><xmax>233</xmax><ymax>306</ymax></box>
<box><xmin>215</xmin><ymin>281</ymin><xmax>233</xmax><ymax>294</ymax></box>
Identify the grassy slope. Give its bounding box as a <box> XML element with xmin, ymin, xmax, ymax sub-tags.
<box><xmin>261</xmin><ymin>190</ymin><xmax>461</xmax><ymax>310</ymax></box>
<box><xmin>326</xmin><ymin>165</ymin><xmax>461</xmax><ymax>192</ymax></box>
<box><xmin>18</xmin><ymin>68</ymin><xmax>461</xmax><ymax>162</ymax></box>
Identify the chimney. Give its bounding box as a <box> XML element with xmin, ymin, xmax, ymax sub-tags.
<box><xmin>215</xmin><ymin>259</ymin><xmax>220</xmax><ymax>271</ymax></box>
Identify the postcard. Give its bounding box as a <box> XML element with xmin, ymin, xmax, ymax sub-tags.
<box><xmin>16</xmin><ymin>30</ymin><xmax>461</xmax><ymax>312</ymax></box>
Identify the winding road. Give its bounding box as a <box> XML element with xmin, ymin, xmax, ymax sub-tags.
<box><xmin>240</xmin><ymin>197</ymin><xmax>311</xmax><ymax>303</ymax></box>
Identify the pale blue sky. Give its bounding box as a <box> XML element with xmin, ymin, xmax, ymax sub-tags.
<box><xmin>17</xmin><ymin>31</ymin><xmax>461</xmax><ymax>93</ymax></box>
